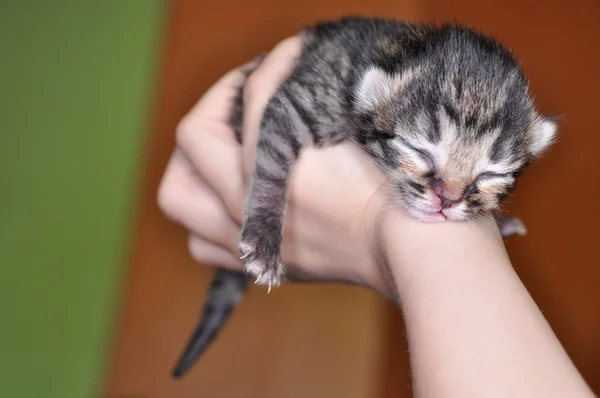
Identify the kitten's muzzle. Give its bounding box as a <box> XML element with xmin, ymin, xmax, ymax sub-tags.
<box><xmin>439</xmin><ymin>195</ymin><xmax>461</xmax><ymax>209</ymax></box>
<box><xmin>432</xmin><ymin>177</ymin><xmax>466</xmax><ymax>210</ymax></box>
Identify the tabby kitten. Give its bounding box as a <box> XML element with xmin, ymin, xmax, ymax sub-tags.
<box><xmin>172</xmin><ymin>17</ymin><xmax>556</xmax><ymax>377</ymax></box>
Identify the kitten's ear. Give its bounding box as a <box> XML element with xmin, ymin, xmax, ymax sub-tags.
<box><xmin>354</xmin><ymin>67</ymin><xmax>412</xmax><ymax>111</ymax></box>
<box><xmin>527</xmin><ymin>115</ymin><xmax>558</xmax><ymax>157</ymax></box>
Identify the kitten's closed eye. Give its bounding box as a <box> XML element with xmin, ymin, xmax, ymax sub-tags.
<box><xmin>413</xmin><ymin>147</ymin><xmax>436</xmax><ymax>171</ymax></box>
<box><xmin>475</xmin><ymin>172</ymin><xmax>514</xmax><ymax>187</ymax></box>
<box><xmin>466</xmin><ymin>172</ymin><xmax>513</xmax><ymax>197</ymax></box>
<box><xmin>477</xmin><ymin>171</ymin><xmax>510</xmax><ymax>180</ymax></box>
<box><xmin>401</xmin><ymin>141</ymin><xmax>436</xmax><ymax>172</ymax></box>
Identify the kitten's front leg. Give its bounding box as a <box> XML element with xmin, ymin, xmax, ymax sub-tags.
<box><xmin>494</xmin><ymin>213</ymin><xmax>527</xmax><ymax>238</ymax></box>
<box><xmin>239</xmin><ymin>94</ymin><xmax>302</xmax><ymax>292</ymax></box>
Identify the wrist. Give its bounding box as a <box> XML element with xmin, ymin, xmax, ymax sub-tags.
<box><xmin>375</xmin><ymin>206</ymin><xmax>509</xmax><ymax>296</ymax></box>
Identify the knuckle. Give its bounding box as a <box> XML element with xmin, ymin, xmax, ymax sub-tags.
<box><xmin>187</xmin><ymin>235</ymin><xmax>203</xmax><ymax>262</ymax></box>
<box><xmin>156</xmin><ymin>177</ymin><xmax>179</xmax><ymax>219</ymax></box>
<box><xmin>175</xmin><ymin>116</ymin><xmax>195</xmax><ymax>148</ymax></box>
<box><xmin>187</xmin><ymin>235</ymin><xmax>214</xmax><ymax>265</ymax></box>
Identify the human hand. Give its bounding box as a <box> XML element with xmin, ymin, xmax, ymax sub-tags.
<box><xmin>158</xmin><ymin>36</ymin><xmax>402</xmax><ymax>299</ymax></box>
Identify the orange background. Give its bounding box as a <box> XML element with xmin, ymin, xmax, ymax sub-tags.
<box><xmin>106</xmin><ymin>0</ymin><xmax>600</xmax><ymax>396</ymax></box>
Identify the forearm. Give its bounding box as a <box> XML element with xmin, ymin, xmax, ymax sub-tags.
<box><xmin>379</xmin><ymin>210</ymin><xmax>594</xmax><ymax>397</ymax></box>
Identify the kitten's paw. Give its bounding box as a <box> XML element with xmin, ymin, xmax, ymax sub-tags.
<box><xmin>496</xmin><ymin>216</ymin><xmax>527</xmax><ymax>238</ymax></box>
<box><xmin>238</xmin><ymin>238</ymin><xmax>285</xmax><ymax>293</ymax></box>
<box><xmin>244</xmin><ymin>259</ymin><xmax>284</xmax><ymax>293</ymax></box>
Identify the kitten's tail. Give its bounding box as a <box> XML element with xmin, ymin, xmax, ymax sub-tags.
<box><xmin>172</xmin><ymin>270</ymin><xmax>248</xmax><ymax>378</ymax></box>
<box><xmin>172</xmin><ymin>54</ymin><xmax>265</xmax><ymax>379</ymax></box>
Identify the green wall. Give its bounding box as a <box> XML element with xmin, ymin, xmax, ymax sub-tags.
<box><xmin>0</xmin><ymin>2</ymin><xmax>165</xmax><ymax>397</ymax></box>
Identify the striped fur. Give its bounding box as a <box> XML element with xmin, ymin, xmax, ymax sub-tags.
<box><xmin>238</xmin><ymin>17</ymin><xmax>556</xmax><ymax>288</ymax></box>
<box><xmin>173</xmin><ymin>17</ymin><xmax>556</xmax><ymax>377</ymax></box>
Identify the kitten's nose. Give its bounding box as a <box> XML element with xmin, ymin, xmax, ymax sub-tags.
<box><xmin>433</xmin><ymin>177</ymin><xmax>465</xmax><ymax>209</ymax></box>
<box><xmin>440</xmin><ymin>195</ymin><xmax>461</xmax><ymax>209</ymax></box>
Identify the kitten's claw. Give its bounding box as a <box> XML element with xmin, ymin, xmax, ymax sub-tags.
<box><xmin>239</xmin><ymin>228</ymin><xmax>284</xmax><ymax>291</ymax></box>
<box><xmin>254</xmin><ymin>278</ymin><xmax>275</xmax><ymax>293</ymax></box>
<box><xmin>244</xmin><ymin>259</ymin><xmax>284</xmax><ymax>291</ymax></box>
<box><xmin>238</xmin><ymin>241</ymin><xmax>254</xmax><ymax>260</ymax></box>
<box><xmin>239</xmin><ymin>252</ymin><xmax>251</xmax><ymax>260</ymax></box>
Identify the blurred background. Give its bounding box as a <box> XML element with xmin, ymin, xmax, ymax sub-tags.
<box><xmin>1</xmin><ymin>1</ymin><xmax>599</xmax><ymax>397</ymax></box>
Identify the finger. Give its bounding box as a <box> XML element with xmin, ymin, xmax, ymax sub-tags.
<box><xmin>158</xmin><ymin>150</ymin><xmax>241</xmax><ymax>253</ymax></box>
<box><xmin>176</xmin><ymin>118</ymin><xmax>246</xmax><ymax>221</ymax></box>
<box><xmin>158</xmin><ymin>150</ymin><xmax>192</xmax><ymax>219</ymax></box>
<box><xmin>175</xmin><ymin>59</ymin><xmax>262</xmax><ymax>221</ymax></box>
<box><xmin>187</xmin><ymin>234</ymin><xmax>243</xmax><ymax>271</ymax></box>
<box><xmin>242</xmin><ymin>36</ymin><xmax>303</xmax><ymax>179</ymax></box>
<box><xmin>183</xmin><ymin>58</ymin><xmax>262</xmax><ymax>127</ymax></box>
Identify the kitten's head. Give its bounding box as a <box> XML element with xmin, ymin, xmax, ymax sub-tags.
<box><xmin>354</xmin><ymin>24</ymin><xmax>557</xmax><ymax>222</ymax></box>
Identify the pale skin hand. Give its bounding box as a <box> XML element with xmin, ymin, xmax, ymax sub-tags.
<box><xmin>158</xmin><ymin>37</ymin><xmax>595</xmax><ymax>397</ymax></box>
<box><xmin>158</xmin><ymin>36</ymin><xmax>393</xmax><ymax>297</ymax></box>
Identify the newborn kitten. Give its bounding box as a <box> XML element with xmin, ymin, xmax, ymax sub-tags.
<box><xmin>172</xmin><ymin>17</ymin><xmax>555</xmax><ymax>377</ymax></box>
<box><xmin>240</xmin><ymin>17</ymin><xmax>554</xmax><ymax>288</ymax></box>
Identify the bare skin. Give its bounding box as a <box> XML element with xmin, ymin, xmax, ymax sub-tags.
<box><xmin>158</xmin><ymin>36</ymin><xmax>595</xmax><ymax>397</ymax></box>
